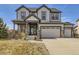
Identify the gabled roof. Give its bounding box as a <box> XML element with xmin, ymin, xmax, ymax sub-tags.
<box><xmin>36</xmin><ymin>4</ymin><xmax>61</xmax><ymax>13</ymax></box>
<box><xmin>16</xmin><ymin>5</ymin><xmax>31</xmax><ymax>12</ymax></box>
<box><xmin>36</xmin><ymin>4</ymin><xmax>51</xmax><ymax>12</ymax></box>
<box><xmin>29</xmin><ymin>8</ymin><xmax>37</xmax><ymax>12</ymax></box>
<box><xmin>63</xmin><ymin>22</ymin><xmax>74</xmax><ymax>25</ymax></box>
<box><xmin>50</xmin><ymin>8</ymin><xmax>61</xmax><ymax>13</ymax></box>
<box><xmin>16</xmin><ymin>5</ymin><xmax>61</xmax><ymax>13</ymax></box>
<box><xmin>29</xmin><ymin>8</ymin><xmax>61</xmax><ymax>13</ymax></box>
<box><xmin>12</xmin><ymin>20</ymin><xmax>25</xmax><ymax>24</ymax></box>
<box><xmin>24</xmin><ymin>14</ymin><xmax>41</xmax><ymax>22</ymax></box>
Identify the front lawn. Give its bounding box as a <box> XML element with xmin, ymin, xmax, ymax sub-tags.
<box><xmin>0</xmin><ymin>39</ymin><xmax>49</xmax><ymax>55</ymax></box>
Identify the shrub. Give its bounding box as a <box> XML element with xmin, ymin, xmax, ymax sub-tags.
<box><xmin>0</xmin><ymin>18</ymin><xmax>8</xmax><ymax>39</ymax></box>
<box><xmin>0</xmin><ymin>40</ymin><xmax>49</xmax><ymax>55</ymax></box>
<box><xmin>8</xmin><ymin>30</ymin><xmax>26</xmax><ymax>40</ymax></box>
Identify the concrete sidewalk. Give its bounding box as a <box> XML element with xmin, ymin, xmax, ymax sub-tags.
<box><xmin>42</xmin><ymin>38</ymin><xmax>79</xmax><ymax>55</ymax></box>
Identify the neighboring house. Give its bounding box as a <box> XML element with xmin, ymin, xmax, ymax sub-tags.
<box><xmin>74</xmin><ymin>19</ymin><xmax>79</xmax><ymax>38</ymax></box>
<box><xmin>12</xmin><ymin>5</ymin><xmax>74</xmax><ymax>39</ymax></box>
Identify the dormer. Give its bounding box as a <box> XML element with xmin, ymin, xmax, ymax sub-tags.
<box><xmin>16</xmin><ymin>5</ymin><xmax>31</xmax><ymax>20</ymax></box>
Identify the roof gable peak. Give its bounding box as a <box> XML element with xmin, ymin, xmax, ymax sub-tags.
<box><xmin>24</xmin><ymin>14</ymin><xmax>41</xmax><ymax>21</ymax></box>
<box><xmin>16</xmin><ymin>5</ymin><xmax>31</xmax><ymax>12</ymax></box>
<box><xmin>36</xmin><ymin>4</ymin><xmax>51</xmax><ymax>12</ymax></box>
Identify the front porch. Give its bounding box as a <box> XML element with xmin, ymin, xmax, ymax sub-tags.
<box><xmin>12</xmin><ymin>14</ymin><xmax>41</xmax><ymax>40</ymax></box>
<box><xmin>26</xmin><ymin>21</ymin><xmax>40</xmax><ymax>40</ymax></box>
<box><xmin>25</xmin><ymin>14</ymin><xmax>41</xmax><ymax>40</ymax></box>
<box><xmin>12</xmin><ymin>20</ymin><xmax>26</xmax><ymax>32</ymax></box>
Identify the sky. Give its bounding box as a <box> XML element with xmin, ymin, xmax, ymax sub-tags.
<box><xmin>0</xmin><ymin>4</ymin><xmax>79</xmax><ymax>29</ymax></box>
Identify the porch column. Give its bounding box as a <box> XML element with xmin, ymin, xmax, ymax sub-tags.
<box><xmin>37</xmin><ymin>23</ymin><xmax>40</xmax><ymax>40</ymax></box>
<box><xmin>26</xmin><ymin>23</ymin><xmax>29</xmax><ymax>35</ymax></box>
<box><xmin>25</xmin><ymin>23</ymin><xmax>28</xmax><ymax>40</ymax></box>
<box><xmin>17</xmin><ymin>24</ymin><xmax>20</xmax><ymax>32</ymax></box>
<box><xmin>13</xmin><ymin>23</ymin><xmax>15</xmax><ymax>30</ymax></box>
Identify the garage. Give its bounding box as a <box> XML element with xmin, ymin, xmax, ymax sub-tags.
<box><xmin>40</xmin><ymin>26</ymin><xmax>61</xmax><ymax>39</ymax></box>
<box><xmin>64</xmin><ymin>27</ymin><xmax>72</xmax><ymax>38</ymax></box>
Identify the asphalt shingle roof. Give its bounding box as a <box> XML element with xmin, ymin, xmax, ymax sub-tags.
<box><xmin>29</xmin><ymin>8</ymin><xmax>37</xmax><ymax>12</ymax></box>
<box><xmin>28</xmin><ymin>8</ymin><xmax>61</xmax><ymax>12</ymax></box>
<box><xmin>16</xmin><ymin>5</ymin><xmax>61</xmax><ymax>12</ymax></box>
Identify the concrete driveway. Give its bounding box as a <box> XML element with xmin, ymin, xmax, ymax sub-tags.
<box><xmin>42</xmin><ymin>38</ymin><xmax>79</xmax><ymax>55</ymax></box>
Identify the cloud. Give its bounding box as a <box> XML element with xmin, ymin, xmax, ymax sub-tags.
<box><xmin>61</xmin><ymin>17</ymin><xmax>75</xmax><ymax>24</ymax></box>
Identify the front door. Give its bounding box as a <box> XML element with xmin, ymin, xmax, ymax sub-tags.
<box><xmin>29</xmin><ymin>23</ymin><xmax>37</xmax><ymax>35</ymax></box>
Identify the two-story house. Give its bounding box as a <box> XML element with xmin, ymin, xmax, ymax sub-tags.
<box><xmin>12</xmin><ymin>5</ymin><xmax>74</xmax><ymax>39</ymax></box>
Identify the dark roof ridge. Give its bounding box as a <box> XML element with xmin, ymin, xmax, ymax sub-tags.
<box><xmin>16</xmin><ymin>5</ymin><xmax>31</xmax><ymax>12</ymax></box>
<box><xmin>36</xmin><ymin>4</ymin><xmax>51</xmax><ymax>12</ymax></box>
<box><xmin>16</xmin><ymin>4</ymin><xmax>61</xmax><ymax>13</ymax></box>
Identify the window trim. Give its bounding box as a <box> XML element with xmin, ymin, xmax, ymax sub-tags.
<box><xmin>21</xmin><ymin>11</ymin><xmax>26</xmax><ymax>19</ymax></box>
<box><xmin>51</xmin><ymin>13</ymin><xmax>59</xmax><ymax>20</ymax></box>
<box><xmin>41</xmin><ymin>11</ymin><xmax>46</xmax><ymax>20</ymax></box>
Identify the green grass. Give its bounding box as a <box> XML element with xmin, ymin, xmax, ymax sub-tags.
<box><xmin>0</xmin><ymin>39</ymin><xmax>49</xmax><ymax>55</ymax></box>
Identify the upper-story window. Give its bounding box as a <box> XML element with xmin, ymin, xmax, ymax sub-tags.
<box><xmin>51</xmin><ymin>14</ymin><xmax>54</xmax><ymax>20</ymax></box>
<box><xmin>51</xmin><ymin>14</ymin><xmax>59</xmax><ymax>20</ymax></box>
<box><xmin>55</xmin><ymin>14</ymin><xmax>59</xmax><ymax>20</ymax></box>
<box><xmin>21</xmin><ymin>11</ymin><xmax>26</xmax><ymax>19</ymax></box>
<box><xmin>41</xmin><ymin>11</ymin><xmax>46</xmax><ymax>20</ymax></box>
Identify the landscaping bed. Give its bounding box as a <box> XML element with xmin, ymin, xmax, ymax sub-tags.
<box><xmin>0</xmin><ymin>40</ymin><xmax>49</xmax><ymax>55</ymax></box>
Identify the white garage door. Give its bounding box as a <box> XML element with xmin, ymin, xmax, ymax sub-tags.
<box><xmin>40</xmin><ymin>26</ymin><xmax>61</xmax><ymax>39</ymax></box>
<box><xmin>64</xmin><ymin>28</ymin><xmax>72</xmax><ymax>37</ymax></box>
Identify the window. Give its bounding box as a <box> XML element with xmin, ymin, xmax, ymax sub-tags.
<box><xmin>51</xmin><ymin>14</ymin><xmax>54</xmax><ymax>20</ymax></box>
<box><xmin>21</xmin><ymin>11</ymin><xmax>26</xmax><ymax>19</ymax></box>
<box><xmin>41</xmin><ymin>11</ymin><xmax>46</xmax><ymax>20</ymax></box>
<box><xmin>29</xmin><ymin>24</ymin><xmax>37</xmax><ymax>35</ymax></box>
<box><xmin>51</xmin><ymin>14</ymin><xmax>59</xmax><ymax>20</ymax></box>
<box><xmin>55</xmin><ymin>14</ymin><xmax>59</xmax><ymax>20</ymax></box>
